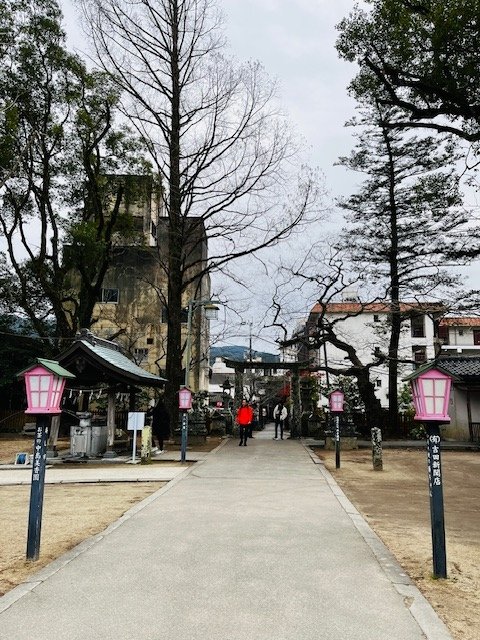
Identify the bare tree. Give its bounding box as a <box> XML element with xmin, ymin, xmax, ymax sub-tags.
<box><xmin>268</xmin><ymin>246</ymin><xmax>385</xmax><ymax>426</ymax></box>
<box><xmin>81</xmin><ymin>0</ymin><xmax>319</xmax><ymax>417</ymax></box>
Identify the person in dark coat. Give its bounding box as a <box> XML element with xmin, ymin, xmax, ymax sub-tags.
<box><xmin>147</xmin><ymin>397</ymin><xmax>170</xmax><ymax>453</ymax></box>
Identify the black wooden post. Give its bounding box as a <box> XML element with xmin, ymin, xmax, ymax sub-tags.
<box><xmin>335</xmin><ymin>414</ymin><xmax>341</xmax><ymax>469</ymax></box>
<box><xmin>426</xmin><ymin>423</ymin><xmax>447</xmax><ymax>579</ymax></box>
<box><xmin>180</xmin><ymin>410</ymin><xmax>188</xmax><ymax>463</ymax></box>
<box><xmin>26</xmin><ymin>415</ymin><xmax>50</xmax><ymax>561</ymax></box>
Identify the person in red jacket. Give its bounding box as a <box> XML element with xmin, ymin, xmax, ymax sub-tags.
<box><xmin>236</xmin><ymin>398</ymin><xmax>254</xmax><ymax>446</ymax></box>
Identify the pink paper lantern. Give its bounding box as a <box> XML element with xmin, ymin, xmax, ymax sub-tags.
<box><xmin>329</xmin><ymin>389</ymin><xmax>345</xmax><ymax>413</ymax></box>
<box><xmin>410</xmin><ymin>368</ymin><xmax>452</xmax><ymax>422</ymax></box>
<box><xmin>18</xmin><ymin>359</ymin><xmax>75</xmax><ymax>415</ymax></box>
<box><xmin>179</xmin><ymin>387</ymin><xmax>193</xmax><ymax>410</ymax></box>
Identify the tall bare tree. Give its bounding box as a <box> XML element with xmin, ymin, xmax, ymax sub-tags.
<box><xmin>81</xmin><ymin>0</ymin><xmax>319</xmax><ymax>417</ymax></box>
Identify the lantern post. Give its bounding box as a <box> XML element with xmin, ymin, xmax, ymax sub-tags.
<box><xmin>17</xmin><ymin>359</ymin><xmax>75</xmax><ymax>561</ymax></box>
<box><xmin>405</xmin><ymin>365</ymin><xmax>453</xmax><ymax>579</ymax></box>
<box><xmin>329</xmin><ymin>390</ymin><xmax>344</xmax><ymax>469</ymax></box>
<box><xmin>179</xmin><ymin>387</ymin><xmax>193</xmax><ymax>463</ymax></box>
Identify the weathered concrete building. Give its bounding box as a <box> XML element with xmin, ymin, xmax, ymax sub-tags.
<box><xmin>76</xmin><ymin>175</ymin><xmax>212</xmax><ymax>393</ymax></box>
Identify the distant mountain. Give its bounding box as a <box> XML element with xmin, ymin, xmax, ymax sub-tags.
<box><xmin>210</xmin><ymin>345</ymin><xmax>279</xmax><ymax>364</ymax></box>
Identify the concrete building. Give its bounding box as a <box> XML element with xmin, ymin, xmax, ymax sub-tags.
<box><xmin>74</xmin><ymin>175</ymin><xmax>212</xmax><ymax>393</ymax></box>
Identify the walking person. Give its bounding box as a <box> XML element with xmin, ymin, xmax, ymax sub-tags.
<box><xmin>273</xmin><ymin>401</ymin><xmax>288</xmax><ymax>440</ymax></box>
<box><xmin>236</xmin><ymin>398</ymin><xmax>253</xmax><ymax>446</ymax></box>
<box><xmin>147</xmin><ymin>396</ymin><xmax>170</xmax><ymax>453</ymax></box>
<box><xmin>248</xmin><ymin>402</ymin><xmax>258</xmax><ymax>438</ymax></box>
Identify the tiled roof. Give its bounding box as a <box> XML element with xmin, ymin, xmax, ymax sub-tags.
<box><xmin>310</xmin><ymin>302</ymin><xmax>445</xmax><ymax>315</ymax></box>
<box><xmin>81</xmin><ymin>340</ymin><xmax>165</xmax><ymax>383</ymax></box>
<box><xmin>440</xmin><ymin>317</ymin><xmax>480</xmax><ymax>327</ymax></box>
<box><xmin>438</xmin><ymin>356</ymin><xmax>480</xmax><ymax>379</ymax></box>
<box><xmin>58</xmin><ymin>331</ymin><xmax>167</xmax><ymax>387</ymax></box>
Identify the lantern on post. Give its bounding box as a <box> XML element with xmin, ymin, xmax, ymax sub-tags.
<box><xmin>329</xmin><ymin>389</ymin><xmax>344</xmax><ymax>469</ymax></box>
<box><xmin>179</xmin><ymin>387</ymin><xmax>193</xmax><ymax>463</ymax></box>
<box><xmin>17</xmin><ymin>359</ymin><xmax>75</xmax><ymax>561</ymax></box>
<box><xmin>404</xmin><ymin>363</ymin><xmax>456</xmax><ymax>579</ymax></box>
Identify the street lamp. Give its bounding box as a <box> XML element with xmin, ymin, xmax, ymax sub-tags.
<box><xmin>405</xmin><ymin>364</ymin><xmax>454</xmax><ymax>579</ymax></box>
<box><xmin>184</xmin><ymin>299</ymin><xmax>220</xmax><ymax>388</ymax></box>
<box><xmin>329</xmin><ymin>389</ymin><xmax>344</xmax><ymax>469</ymax></box>
<box><xmin>17</xmin><ymin>358</ymin><xmax>75</xmax><ymax>560</ymax></box>
<box><xmin>182</xmin><ymin>298</ymin><xmax>221</xmax><ymax>463</ymax></box>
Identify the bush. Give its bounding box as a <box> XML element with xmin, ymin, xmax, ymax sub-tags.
<box><xmin>409</xmin><ymin>424</ymin><xmax>426</xmax><ymax>440</ymax></box>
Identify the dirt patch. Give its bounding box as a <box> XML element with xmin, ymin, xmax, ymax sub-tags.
<box><xmin>315</xmin><ymin>448</ymin><xmax>480</xmax><ymax>640</ymax></box>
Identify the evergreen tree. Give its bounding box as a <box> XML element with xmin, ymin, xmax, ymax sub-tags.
<box><xmin>337</xmin><ymin>104</ymin><xmax>478</xmax><ymax>429</ymax></box>
<box><xmin>336</xmin><ymin>0</ymin><xmax>480</xmax><ymax>142</ymax></box>
<box><xmin>0</xmin><ymin>0</ymin><xmax>146</xmax><ymax>351</ymax></box>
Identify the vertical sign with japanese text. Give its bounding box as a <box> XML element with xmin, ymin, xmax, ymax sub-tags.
<box><xmin>26</xmin><ymin>416</ymin><xmax>49</xmax><ymax>560</ymax></box>
<box><xmin>426</xmin><ymin>424</ymin><xmax>447</xmax><ymax>578</ymax></box>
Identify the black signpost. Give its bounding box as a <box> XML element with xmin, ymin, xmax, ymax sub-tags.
<box><xmin>426</xmin><ymin>423</ymin><xmax>447</xmax><ymax>579</ymax></box>
<box><xmin>26</xmin><ymin>416</ymin><xmax>49</xmax><ymax>561</ymax></box>
<box><xmin>179</xmin><ymin>387</ymin><xmax>192</xmax><ymax>464</ymax></box>
<box><xmin>329</xmin><ymin>390</ymin><xmax>344</xmax><ymax>470</ymax></box>
<box><xmin>335</xmin><ymin>414</ymin><xmax>341</xmax><ymax>469</ymax></box>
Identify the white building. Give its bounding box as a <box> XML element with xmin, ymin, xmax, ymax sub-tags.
<box><xmin>303</xmin><ymin>301</ymin><xmax>442</xmax><ymax>407</ymax></box>
<box><xmin>439</xmin><ymin>317</ymin><xmax>480</xmax><ymax>356</ymax></box>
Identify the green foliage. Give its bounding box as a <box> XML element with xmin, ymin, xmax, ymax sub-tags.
<box><xmin>336</xmin><ymin>0</ymin><xmax>480</xmax><ymax>140</ymax></box>
<box><xmin>409</xmin><ymin>423</ymin><xmax>426</xmax><ymax>440</ymax></box>
<box><xmin>398</xmin><ymin>383</ymin><xmax>415</xmax><ymax>416</ymax></box>
<box><xmin>0</xmin><ymin>0</ymin><xmax>150</xmax><ymax>341</ymax></box>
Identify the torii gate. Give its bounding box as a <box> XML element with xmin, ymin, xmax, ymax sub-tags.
<box><xmin>224</xmin><ymin>359</ymin><xmax>311</xmax><ymax>438</ymax></box>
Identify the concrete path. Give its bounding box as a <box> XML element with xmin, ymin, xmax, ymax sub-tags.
<box><xmin>0</xmin><ymin>425</ymin><xmax>453</xmax><ymax>640</ymax></box>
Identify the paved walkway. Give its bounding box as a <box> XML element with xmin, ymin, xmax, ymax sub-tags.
<box><xmin>0</xmin><ymin>424</ymin><xmax>453</xmax><ymax>640</ymax></box>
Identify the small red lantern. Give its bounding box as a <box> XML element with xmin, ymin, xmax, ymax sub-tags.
<box><xmin>329</xmin><ymin>389</ymin><xmax>344</xmax><ymax>413</ymax></box>
<box><xmin>18</xmin><ymin>359</ymin><xmax>75</xmax><ymax>415</ymax></box>
<box><xmin>179</xmin><ymin>387</ymin><xmax>193</xmax><ymax>410</ymax></box>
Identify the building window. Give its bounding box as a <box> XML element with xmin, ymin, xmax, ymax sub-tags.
<box><xmin>411</xmin><ymin>315</ymin><xmax>425</xmax><ymax>338</ymax></box>
<box><xmin>438</xmin><ymin>324</ymin><xmax>449</xmax><ymax>344</ymax></box>
<box><xmin>134</xmin><ymin>348</ymin><xmax>148</xmax><ymax>363</ymax></box>
<box><xmin>412</xmin><ymin>346</ymin><xmax>427</xmax><ymax>366</ymax></box>
<box><xmin>100</xmin><ymin>288</ymin><xmax>119</xmax><ymax>304</ymax></box>
<box><xmin>373</xmin><ymin>314</ymin><xmax>380</xmax><ymax>322</ymax></box>
<box><xmin>146</xmin><ymin>337</ymin><xmax>154</xmax><ymax>345</ymax></box>
<box><xmin>458</xmin><ymin>329</ymin><xmax>464</xmax><ymax>336</ymax></box>
<box><xmin>151</xmin><ymin>221</ymin><xmax>157</xmax><ymax>239</ymax></box>
<box><xmin>374</xmin><ymin>346</ymin><xmax>381</xmax><ymax>357</ymax></box>
<box><xmin>375</xmin><ymin>379</ymin><xmax>382</xmax><ymax>388</ymax></box>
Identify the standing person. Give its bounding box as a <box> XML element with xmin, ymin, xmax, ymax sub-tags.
<box><xmin>249</xmin><ymin>402</ymin><xmax>258</xmax><ymax>438</ymax></box>
<box><xmin>236</xmin><ymin>398</ymin><xmax>253</xmax><ymax>447</ymax></box>
<box><xmin>273</xmin><ymin>401</ymin><xmax>288</xmax><ymax>440</ymax></box>
<box><xmin>147</xmin><ymin>397</ymin><xmax>170</xmax><ymax>454</ymax></box>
